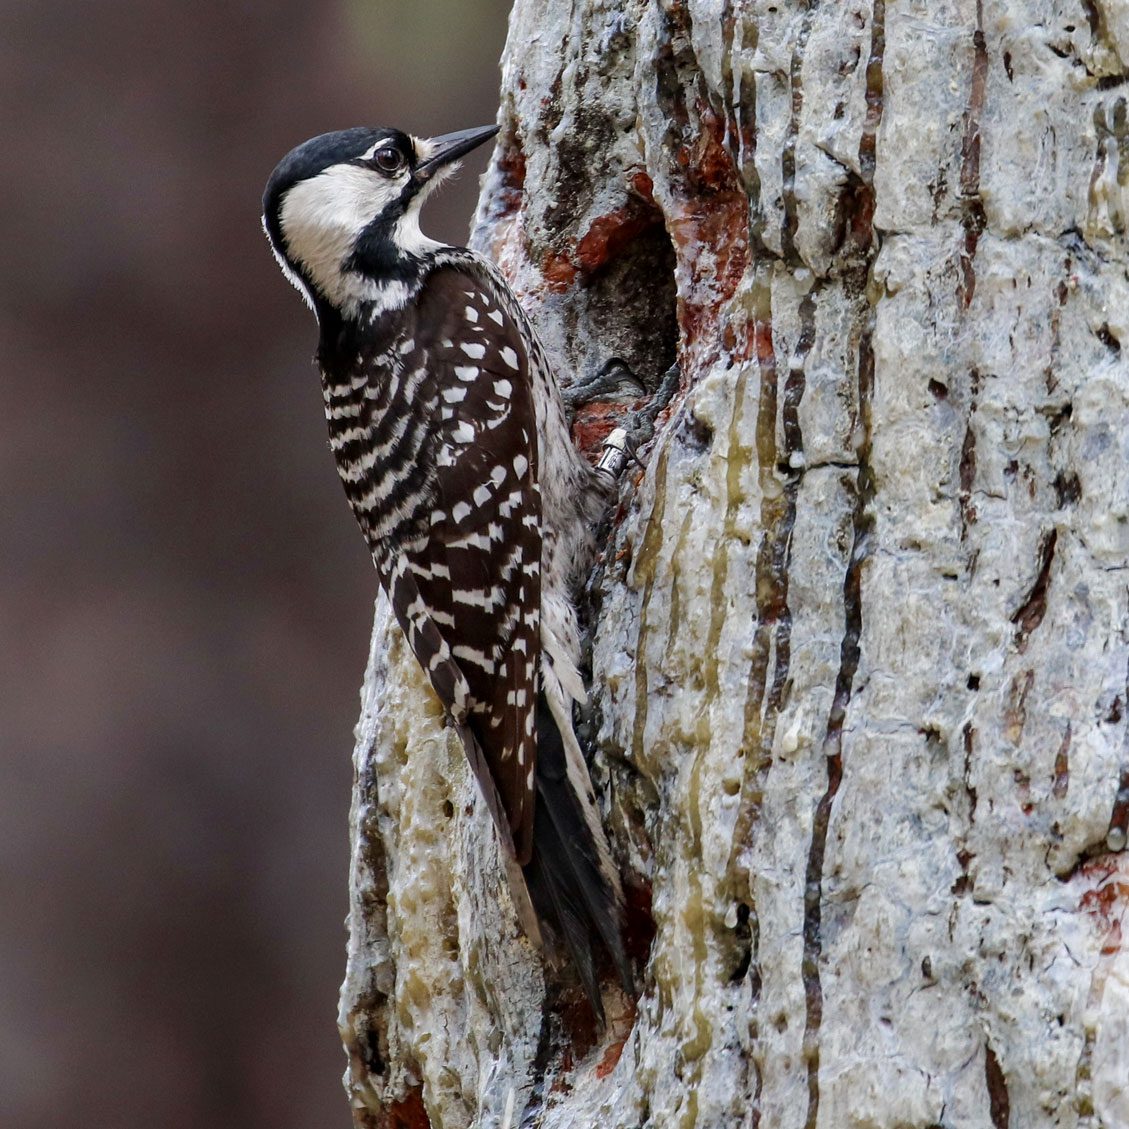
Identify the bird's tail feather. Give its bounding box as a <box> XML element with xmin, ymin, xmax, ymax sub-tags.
<box><xmin>523</xmin><ymin>695</ymin><xmax>631</xmax><ymax>1021</ymax></box>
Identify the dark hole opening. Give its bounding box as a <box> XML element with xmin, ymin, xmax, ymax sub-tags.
<box><xmin>579</xmin><ymin>221</ymin><xmax>679</xmax><ymax>393</ymax></box>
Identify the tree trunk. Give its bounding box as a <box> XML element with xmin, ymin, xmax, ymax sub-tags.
<box><xmin>338</xmin><ymin>2</ymin><xmax>1129</xmax><ymax>1125</ymax></box>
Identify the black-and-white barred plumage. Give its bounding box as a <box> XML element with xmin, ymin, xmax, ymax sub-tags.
<box><xmin>263</xmin><ymin>125</ymin><xmax>629</xmax><ymax>1014</ymax></box>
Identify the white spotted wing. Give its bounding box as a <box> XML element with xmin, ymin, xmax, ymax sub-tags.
<box><xmin>392</xmin><ymin>266</ymin><xmax>542</xmax><ymax>863</ymax></box>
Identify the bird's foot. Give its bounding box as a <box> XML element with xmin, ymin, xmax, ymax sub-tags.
<box><xmin>562</xmin><ymin>357</ymin><xmax>647</xmax><ymax>412</ymax></box>
<box><xmin>622</xmin><ymin>361</ymin><xmax>680</xmax><ymax>455</ymax></box>
<box><xmin>569</xmin><ymin>354</ymin><xmax>680</xmax><ymax>480</ymax></box>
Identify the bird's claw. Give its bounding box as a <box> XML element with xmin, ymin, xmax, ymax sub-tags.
<box><xmin>562</xmin><ymin>357</ymin><xmax>648</xmax><ymax>412</ymax></box>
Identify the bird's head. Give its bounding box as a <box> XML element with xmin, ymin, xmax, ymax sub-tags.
<box><xmin>262</xmin><ymin>124</ymin><xmax>498</xmax><ymax>315</ymax></box>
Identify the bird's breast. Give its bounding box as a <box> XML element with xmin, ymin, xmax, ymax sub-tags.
<box><xmin>320</xmin><ymin>347</ymin><xmax>437</xmax><ymax>552</ymax></box>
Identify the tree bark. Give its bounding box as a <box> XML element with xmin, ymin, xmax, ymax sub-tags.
<box><xmin>338</xmin><ymin>2</ymin><xmax>1129</xmax><ymax>1126</ymax></box>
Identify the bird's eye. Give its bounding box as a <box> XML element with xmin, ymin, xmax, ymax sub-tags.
<box><xmin>370</xmin><ymin>146</ymin><xmax>404</xmax><ymax>174</ymax></box>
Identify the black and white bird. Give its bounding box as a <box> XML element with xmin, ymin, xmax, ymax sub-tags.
<box><xmin>262</xmin><ymin>124</ymin><xmax>630</xmax><ymax>1015</ymax></box>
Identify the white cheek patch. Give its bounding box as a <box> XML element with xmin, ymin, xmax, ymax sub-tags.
<box><xmin>278</xmin><ymin>163</ymin><xmax>405</xmax><ymax>307</ymax></box>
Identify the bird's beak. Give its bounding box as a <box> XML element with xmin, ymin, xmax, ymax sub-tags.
<box><xmin>414</xmin><ymin>125</ymin><xmax>499</xmax><ymax>183</ymax></box>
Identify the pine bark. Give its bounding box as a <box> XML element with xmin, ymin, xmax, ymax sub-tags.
<box><xmin>339</xmin><ymin>2</ymin><xmax>1129</xmax><ymax>1126</ymax></box>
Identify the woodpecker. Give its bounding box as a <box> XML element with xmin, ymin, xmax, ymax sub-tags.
<box><xmin>262</xmin><ymin>124</ymin><xmax>630</xmax><ymax>1015</ymax></box>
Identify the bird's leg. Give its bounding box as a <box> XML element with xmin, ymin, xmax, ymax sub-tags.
<box><xmin>577</xmin><ymin>359</ymin><xmax>681</xmax><ymax>648</ymax></box>
<box><xmin>621</xmin><ymin>361</ymin><xmax>681</xmax><ymax>456</ymax></box>
<box><xmin>591</xmin><ymin>361</ymin><xmax>681</xmax><ymax>483</ymax></box>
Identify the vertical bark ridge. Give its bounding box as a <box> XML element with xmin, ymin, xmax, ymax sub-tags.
<box><xmin>799</xmin><ymin>4</ymin><xmax>884</xmax><ymax>1121</ymax></box>
<box><xmin>720</xmin><ymin>2</ymin><xmax>763</xmax><ymax>247</ymax></box>
<box><xmin>731</xmin><ymin>268</ymin><xmax>813</xmax><ymax>1121</ymax></box>
<box><xmin>957</xmin><ymin>0</ymin><xmax>988</xmax><ymax>310</ymax></box>
<box><xmin>729</xmin><ymin>272</ymin><xmax>809</xmax><ymax>884</ymax></box>
<box><xmin>781</xmin><ymin>1</ymin><xmax>819</xmax><ymax>264</ymax></box>
<box><xmin>801</xmin><ymin>309</ymin><xmax>875</xmax><ymax>1129</ymax></box>
<box><xmin>958</xmin><ymin>366</ymin><xmax>981</xmax><ymax>541</ymax></box>
<box><xmin>629</xmin><ymin>441</ymin><xmax>672</xmax><ymax>773</ymax></box>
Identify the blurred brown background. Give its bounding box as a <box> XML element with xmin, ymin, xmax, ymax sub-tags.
<box><xmin>0</xmin><ymin>2</ymin><xmax>510</xmax><ymax>1125</ymax></box>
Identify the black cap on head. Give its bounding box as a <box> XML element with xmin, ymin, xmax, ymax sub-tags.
<box><xmin>261</xmin><ymin>127</ymin><xmax>412</xmax><ymax>252</ymax></box>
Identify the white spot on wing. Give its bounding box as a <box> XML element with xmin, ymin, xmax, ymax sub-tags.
<box><xmin>453</xmin><ymin>644</ymin><xmax>494</xmax><ymax>670</ymax></box>
<box><xmin>453</xmin><ymin>588</ymin><xmax>494</xmax><ymax>609</ymax></box>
